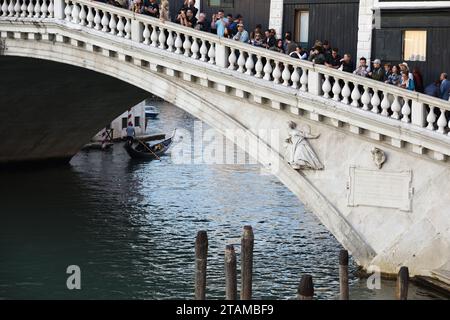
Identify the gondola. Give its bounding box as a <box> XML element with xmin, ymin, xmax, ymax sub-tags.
<box><xmin>124</xmin><ymin>129</ymin><xmax>176</xmax><ymax>160</ymax></box>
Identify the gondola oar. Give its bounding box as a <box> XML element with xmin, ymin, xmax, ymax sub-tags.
<box><xmin>136</xmin><ymin>138</ymin><xmax>161</xmax><ymax>161</ymax></box>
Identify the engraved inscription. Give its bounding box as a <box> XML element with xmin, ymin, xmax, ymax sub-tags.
<box><xmin>348</xmin><ymin>167</ymin><xmax>412</xmax><ymax>211</ymax></box>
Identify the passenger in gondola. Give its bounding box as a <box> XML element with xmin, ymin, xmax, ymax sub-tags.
<box><xmin>126</xmin><ymin>122</ymin><xmax>135</xmax><ymax>145</ymax></box>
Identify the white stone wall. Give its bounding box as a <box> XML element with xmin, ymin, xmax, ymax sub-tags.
<box><xmin>269</xmin><ymin>0</ymin><xmax>284</xmax><ymax>38</ymax></box>
<box><xmin>357</xmin><ymin>0</ymin><xmax>375</xmax><ymax>62</ymax></box>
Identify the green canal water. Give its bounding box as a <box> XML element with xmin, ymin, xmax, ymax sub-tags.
<box><xmin>0</xmin><ymin>102</ymin><xmax>445</xmax><ymax>300</ymax></box>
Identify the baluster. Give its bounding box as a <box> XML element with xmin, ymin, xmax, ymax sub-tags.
<box><xmin>291</xmin><ymin>67</ymin><xmax>300</xmax><ymax>89</ymax></box>
<box><xmin>391</xmin><ymin>95</ymin><xmax>401</xmax><ymax>119</ymax></box>
<box><xmin>109</xmin><ymin>13</ymin><xmax>117</xmax><ymax>35</ymax></box>
<box><xmin>228</xmin><ymin>48</ymin><xmax>237</xmax><ymax>70</ymax></box>
<box><xmin>8</xmin><ymin>0</ymin><xmax>14</xmax><ymax>16</ymax></box>
<box><xmin>14</xmin><ymin>0</ymin><xmax>20</xmax><ymax>17</ymax></box>
<box><xmin>86</xmin><ymin>7</ymin><xmax>94</xmax><ymax>28</ymax></box>
<box><xmin>94</xmin><ymin>8</ymin><xmax>101</xmax><ymax>30</ymax></box>
<box><xmin>401</xmin><ymin>98</ymin><xmax>411</xmax><ymax>123</ymax></box>
<box><xmin>332</xmin><ymin>78</ymin><xmax>341</xmax><ymax>102</ymax></box>
<box><xmin>48</xmin><ymin>0</ymin><xmax>53</xmax><ymax>17</ymax></box>
<box><xmin>101</xmin><ymin>11</ymin><xmax>109</xmax><ymax>32</ymax></box>
<box><xmin>281</xmin><ymin>64</ymin><xmax>291</xmax><ymax>86</ymax></box>
<box><xmin>116</xmin><ymin>16</ymin><xmax>124</xmax><ymax>37</ymax></box>
<box><xmin>272</xmin><ymin>61</ymin><xmax>281</xmax><ymax>84</ymax></box>
<box><xmin>78</xmin><ymin>4</ymin><xmax>86</xmax><ymax>26</ymax></box>
<box><xmin>199</xmin><ymin>39</ymin><xmax>207</xmax><ymax>61</ymax></box>
<box><xmin>159</xmin><ymin>28</ymin><xmax>167</xmax><ymax>49</ymax></box>
<box><xmin>1</xmin><ymin>0</ymin><xmax>8</xmax><ymax>17</ymax></box>
<box><xmin>245</xmin><ymin>53</ymin><xmax>255</xmax><ymax>76</ymax></box>
<box><xmin>237</xmin><ymin>50</ymin><xmax>246</xmax><ymax>73</ymax></box>
<box><xmin>426</xmin><ymin>106</ymin><xmax>437</xmax><ymax>130</ymax></box>
<box><xmin>143</xmin><ymin>24</ymin><xmax>150</xmax><ymax>45</ymax></box>
<box><xmin>263</xmin><ymin>59</ymin><xmax>272</xmax><ymax>81</ymax></box>
<box><xmin>255</xmin><ymin>56</ymin><xmax>263</xmax><ymax>78</ymax></box>
<box><xmin>71</xmin><ymin>2</ymin><xmax>79</xmax><ymax>23</ymax></box>
<box><xmin>361</xmin><ymin>86</ymin><xmax>371</xmax><ymax>110</ymax></box>
<box><xmin>124</xmin><ymin>18</ymin><xmax>131</xmax><ymax>39</ymax></box>
<box><xmin>150</xmin><ymin>26</ymin><xmax>158</xmax><ymax>47</ymax></box>
<box><xmin>350</xmin><ymin>85</ymin><xmax>361</xmax><ymax>107</ymax></box>
<box><xmin>300</xmin><ymin>67</ymin><xmax>308</xmax><ymax>92</ymax></box>
<box><xmin>207</xmin><ymin>43</ymin><xmax>215</xmax><ymax>64</ymax></box>
<box><xmin>342</xmin><ymin>81</ymin><xmax>351</xmax><ymax>104</ymax></box>
<box><xmin>191</xmin><ymin>38</ymin><xmax>199</xmax><ymax>59</ymax></box>
<box><xmin>20</xmin><ymin>0</ymin><xmax>26</xmax><ymax>17</ymax></box>
<box><xmin>437</xmin><ymin>109</ymin><xmax>447</xmax><ymax>134</ymax></box>
<box><xmin>371</xmin><ymin>90</ymin><xmax>380</xmax><ymax>114</ymax></box>
<box><xmin>381</xmin><ymin>93</ymin><xmax>390</xmax><ymax>116</ymax></box>
<box><xmin>322</xmin><ymin>75</ymin><xmax>332</xmax><ymax>98</ymax></box>
<box><xmin>34</xmin><ymin>0</ymin><xmax>41</xmax><ymax>18</ymax></box>
<box><xmin>166</xmin><ymin>31</ymin><xmax>174</xmax><ymax>52</ymax></box>
<box><xmin>183</xmin><ymin>35</ymin><xmax>192</xmax><ymax>57</ymax></box>
<box><xmin>174</xmin><ymin>32</ymin><xmax>182</xmax><ymax>54</ymax></box>
<box><xmin>41</xmin><ymin>0</ymin><xmax>48</xmax><ymax>18</ymax></box>
<box><xmin>27</xmin><ymin>0</ymin><xmax>34</xmax><ymax>17</ymax></box>
<box><xmin>447</xmin><ymin>118</ymin><xmax>450</xmax><ymax>136</ymax></box>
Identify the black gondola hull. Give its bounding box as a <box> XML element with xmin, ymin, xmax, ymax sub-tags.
<box><xmin>124</xmin><ymin>133</ymin><xmax>174</xmax><ymax>160</ymax></box>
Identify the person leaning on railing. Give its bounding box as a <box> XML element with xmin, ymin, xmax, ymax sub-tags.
<box><xmin>399</xmin><ymin>71</ymin><xmax>415</xmax><ymax>91</ymax></box>
<box><xmin>385</xmin><ymin>65</ymin><xmax>402</xmax><ymax>86</ymax></box>
<box><xmin>440</xmin><ymin>73</ymin><xmax>450</xmax><ymax>100</ymax></box>
<box><xmin>232</xmin><ymin>23</ymin><xmax>249</xmax><ymax>43</ymax></box>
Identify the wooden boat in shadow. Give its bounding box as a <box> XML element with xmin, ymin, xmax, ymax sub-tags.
<box><xmin>124</xmin><ymin>129</ymin><xmax>176</xmax><ymax>160</ymax></box>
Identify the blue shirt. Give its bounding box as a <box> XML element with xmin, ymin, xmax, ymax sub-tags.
<box><xmin>233</xmin><ymin>30</ymin><xmax>249</xmax><ymax>43</ymax></box>
<box><xmin>126</xmin><ymin>126</ymin><xmax>135</xmax><ymax>137</ymax></box>
<box><xmin>440</xmin><ymin>79</ymin><xmax>450</xmax><ymax>100</ymax></box>
<box><xmin>215</xmin><ymin>18</ymin><xmax>228</xmax><ymax>37</ymax></box>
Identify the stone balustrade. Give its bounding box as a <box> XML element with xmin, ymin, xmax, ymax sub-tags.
<box><xmin>1</xmin><ymin>0</ymin><xmax>54</xmax><ymax>18</ymax></box>
<box><xmin>1</xmin><ymin>0</ymin><xmax>450</xmax><ymax>138</ymax></box>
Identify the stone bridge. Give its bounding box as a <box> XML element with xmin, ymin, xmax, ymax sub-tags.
<box><xmin>1</xmin><ymin>0</ymin><xmax>449</xmax><ymax>287</ymax></box>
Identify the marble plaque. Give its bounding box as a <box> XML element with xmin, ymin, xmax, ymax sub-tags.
<box><xmin>347</xmin><ymin>167</ymin><xmax>413</xmax><ymax>211</ymax></box>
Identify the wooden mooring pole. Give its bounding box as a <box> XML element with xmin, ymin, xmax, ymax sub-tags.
<box><xmin>225</xmin><ymin>244</ymin><xmax>237</xmax><ymax>300</ymax></box>
<box><xmin>339</xmin><ymin>249</ymin><xmax>349</xmax><ymax>300</ymax></box>
<box><xmin>396</xmin><ymin>266</ymin><xmax>409</xmax><ymax>300</ymax></box>
<box><xmin>297</xmin><ymin>275</ymin><xmax>314</xmax><ymax>300</ymax></box>
<box><xmin>195</xmin><ymin>230</ymin><xmax>208</xmax><ymax>300</ymax></box>
<box><xmin>241</xmin><ymin>225</ymin><xmax>254</xmax><ymax>300</ymax></box>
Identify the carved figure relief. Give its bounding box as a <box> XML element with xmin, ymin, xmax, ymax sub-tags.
<box><xmin>371</xmin><ymin>147</ymin><xmax>386</xmax><ymax>169</ymax></box>
<box><xmin>285</xmin><ymin>121</ymin><xmax>324</xmax><ymax>170</ymax></box>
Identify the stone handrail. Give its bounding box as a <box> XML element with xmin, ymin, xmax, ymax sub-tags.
<box><xmin>2</xmin><ymin>0</ymin><xmax>450</xmax><ymax>136</ymax></box>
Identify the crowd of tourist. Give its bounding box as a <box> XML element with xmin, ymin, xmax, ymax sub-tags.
<box><xmin>97</xmin><ymin>0</ymin><xmax>450</xmax><ymax>100</ymax></box>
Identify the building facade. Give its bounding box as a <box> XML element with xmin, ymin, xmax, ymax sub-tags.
<box><xmin>93</xmin><ymin>101</ymin><xmax>147</xmax><ymax>141</ymax></box>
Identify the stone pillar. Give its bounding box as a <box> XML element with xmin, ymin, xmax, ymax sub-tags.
<box><xmin>269</xmin><ymin>0</ymin><xmax>284</xmax><ymax>38</ymax></box>
<box><xmin>215</xmin><ymin>44</ymin><xmax>229</xmax><ymax>68</ymax></box>
<box><xmin>308</xmin><ymin>70</ymin><xmax>322</xmax><ymax>96</ymax></box>
<box><xmin>53</xmin><ymin>0</ymin><xmax>65</xmax><ymax>20</ymax></box>
<box><xmin>131</xmin><ymin>19</ymin><xmax>143</xmax><ymax>43</ymax></box>
<box><xmin>356</xmin><ymin>0</ymin><xmax>375</xmax><ymax>62</ymax></box>
<box><xmin>411</xmin><ymin>101</ymin><xmax>427</xmax><ymax>127</ymax></box>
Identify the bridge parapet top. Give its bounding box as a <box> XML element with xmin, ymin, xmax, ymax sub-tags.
<box><xmin>1</xmin><ymin>0</ymin><xmax>450</xmax><ymax>138</ymax></box>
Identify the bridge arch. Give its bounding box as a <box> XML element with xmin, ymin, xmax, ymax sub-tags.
<box><xmin>1</xmin><ymin>1</ymin><xmax>450</xmax><ymax>283</ymax></box>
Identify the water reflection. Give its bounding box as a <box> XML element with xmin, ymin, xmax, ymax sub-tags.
<box><xmin>0</xmin><ymin>102</ymin><xmax>444</xmax><ymax>300</ymax></box>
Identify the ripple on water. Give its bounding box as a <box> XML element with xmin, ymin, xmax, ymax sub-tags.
<box><xmin>0</xmin><ymin>102</ymin><xmax>444</xmax><ymax>300</ymax></box>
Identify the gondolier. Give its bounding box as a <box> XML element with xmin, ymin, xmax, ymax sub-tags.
<box><xmin>126</xmin><ymin>122</ymin><xmax>135</xmax><ymax>144</ymax></box>
<box><xmin>124</xmin><ymin>129</ymin><xmax>176</xmax><ymax>160</ymax></box>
